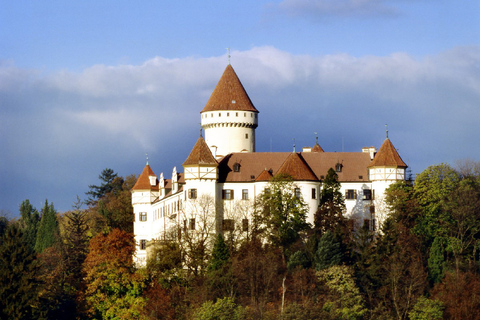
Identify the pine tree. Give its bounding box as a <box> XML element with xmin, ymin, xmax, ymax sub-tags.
<box><xmin>19</xmin><ymin>199</ymin><xmax>40</xmax><ymax>250</ymax></box>
<box><xmin>208</xmin><ymin>233</ymin><xmax>230</xmax><ymax>271</ymax></box>
<box><xmin>35</xmin><ymin>200</ymin><xmax>60</xmax><ymax>253</ymax></box>
<box><xmin>314</xmin><ymin>168</ymin><xmax>346</xmax><ymax>236</ymax></box>
<box><xmin>0</xmin><ymin>225</ymin><xmax>41</xmax><ymax>320</ymax></box>
<box><xmin>315</xmin><ymin>230</ymin><xmax>342</xmax><ymax>271</ymax></box>
<box><xmin>85</xmin><ymin>168</ymin><xmax>122</xmax><ymax>206</ymax></box>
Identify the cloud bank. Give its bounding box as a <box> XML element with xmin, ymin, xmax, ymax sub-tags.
<box><xmin>1</xmin><ymin>46</ymin><xmax>479</xmax><ymax>214</ymax></box>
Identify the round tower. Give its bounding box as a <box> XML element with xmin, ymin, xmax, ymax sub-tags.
<box><xmin>200</xmin><ymin>65</ymin><xmax>259</xmax><ymax>159</ymax></box>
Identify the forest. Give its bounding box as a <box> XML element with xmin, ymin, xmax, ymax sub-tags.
<box><xmin>1</xmin><ymin>161</ymin><xmax>480</xmax><ymax>320</ymax></box>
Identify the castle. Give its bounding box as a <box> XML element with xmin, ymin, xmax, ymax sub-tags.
<box><xmin>131</xmin><ymin>64</ymin><xmax>407</xmax><ymax>265</ymax></box>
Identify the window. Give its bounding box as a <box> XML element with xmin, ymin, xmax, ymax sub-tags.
<box><xmin>363</xmin><ymin>189</ymin><xmax>372</xmax><ymax>200</ymax></box>
<box><xmin>227</xmin><ymin>112</ymin><xmax>230</xmax><ymax>117</ymax></box>
<box><xmin>363</xmin><ymin>219</ymin><xmax>371</xmax><ymax>231</ymax></box>
<box><xmin>311</xmin><ymin>188</ymin><xmax>317</xmax><ymax>199</ymax></box>
<box><xmin>245</xmin><ymin>133</ymin><xmax>248</xmax><ymax>139</ymax></box>
<box><xmin>345</xmin><ymin>189</ymin><xmax>357</xmax><ymax>200</ymax></box>
<box><xmin>242</xmin><ymin>189</ymin><xmax>249</xmax><ymax>200</ymax></box>
<box><xmin>233</xmin><ymin>163</ymin><xmax>241</xmax><ymax>172</ymax></box>
<box><xmin>139</xmin><ymin>212</ymin><xmax>147</xmax><ymax>222</ymax></box>
<box><xmin>294</xmin><ymin>188</ymin><xmax>301</xmax><ymax>198</ymax></box>
<box><xmin>222</xmin><ymin>189</ymin><xmax>234</xmax><ymax>200</ymax></box>
<box><xmin>242</xmin><ymin>219</ymin><xmax>249</xmax><ymax>232</ymax></box>
<box><xmin>140</xmin><ymin>239</ymin><xmax>147</xmax><ymax>250</ymax></box>
<box><xmin>189</xmin><ymin>218</ymin><xmax>196</xmax><ymax>230</ymax></box>
<box><xmin>188</xmin><ymin>188</ymin><xmax>197</xmax><ymax>199</ymax></box>
<box><xmin>223</xmin><ymin>219</ymin><xmax>234</xmax><ymax>231</ymax></box>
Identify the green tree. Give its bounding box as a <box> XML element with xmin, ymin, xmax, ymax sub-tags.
<box><xmin>315</xmin><ymin>230</ymin><xmax>342</xmax><ymax>271</ymax></box>
<box><xmin>208</xmin><ymin>233</ymin><xmax>230</xmax><ymax>271</ymax></box>
<box><xmin>317</xmin><ymin>265</ymin><xmax>367</xmax><ymax>320</ymax></box>
<box><xmin>85</xmin><ymin>168</ymin><xmax>122</xmax><ymax>206</ymax></box>
<box><xmin>35</xmin><ymin>200</ymin><xmax>60</xmax><ymax>253</ymax></box>
<box><xmin>254</xmin><ymin>174</ymin><xmax>310</xmax><ymax>258</ymax></box>
<box><xmin>0</xmin><ymin>225</ymin><xmax>41</xmax><ymax>320</ymax></box>
<box><xmin>19</xmin><ymin>199</ymin><xmax>40</xmax><ymax>250</ymax></box>
<box><xmin>427</xmin><ymin>237</ymin><xmax>446</xmax><ymax>284</ymax></box>
<box><xmin>408</xmin><ymin>296</ymin><xmax>443</xmax><ymax>320</ymax></box>
<box><xmin>207</xmin><ymin>233</ymin><xmax>235</xmax><ymax>299</ymax></box>
<box><xmin>413</xmin><ymin>164</ymin><xmax>460</xmax><ymax>244</ymax></box>
<box><xmin>314</xmin><ymin>168</ymin><xmax>346</xmax><ymax>235</ymax></box>
<box><xmin>194</xmin><ymin>297</ymin><xmax>247</xmax><ymax>320</ymax></box>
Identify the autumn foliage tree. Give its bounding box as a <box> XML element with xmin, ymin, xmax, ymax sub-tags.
<box><xmin>82</xmin><ymin>228</ymin><xmax>146</xmax><ymax>319</ymax></box>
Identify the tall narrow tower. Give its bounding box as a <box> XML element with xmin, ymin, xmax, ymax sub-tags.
<box><xmin>200</xmin><ymin>65</ymin><xmax>259</xmax><ymax>159</ymax></box>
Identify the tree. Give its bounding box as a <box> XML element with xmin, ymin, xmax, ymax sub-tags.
<box><xmin>82</xmin><ymin>229</ymin><xmax>147</xmax><ymax>319</ymax></box>
<box><xmin>85</xmin><ymin>168</ymin><xmax>122</xmax><ymax>206</ymax></box>
<box><xmin>315</xmin><ymin>230</ymin><xmax>342</xmax><ymax>271</ymax></box>
<box><xmin>0</xmin><ymin>225</ymin><xmax>41</xmax><ymax>320</ymax></box>
<box><xmin>19</xmin><ymin>199</ymin><xmax>40</xmax><ymax>250</ymax></box>
<box><xmin>408</xmin><ymin>296</ymin><xmax>443</xmax><ymax>320</ymax></box>
<box><xmin>254</xmin><ymin>174</ymin><xmax>310</xmax><ymax>259</ymax></box>
<box><xmin>317</xmin><ymin>265</ymin><xmax>367</xmax><ymax>320</ymax></box>
<box><xmin>35</xmin><ymin>200</ymin><xmax>60</xmax><ymax>253</ymax></box>
<box><xmin>193</xmin><ymin>297</ymin><xmax>247</xmax><ymax>320</ymax></box>
<box><xmin>314</xmin><ymin>168</ymin><xmax>346</xmax><ymax>236</ymax></box>
<box><xmin>207</xmin><ymin>233</ymin><xmax>235</xmax><ymax>299</ymax></box>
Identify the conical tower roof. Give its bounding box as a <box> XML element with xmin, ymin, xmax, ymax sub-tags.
<box><xmin>276</xmin><ymin>152</ymin><xmax>318</xmax><ymax>181</ymax></box>
<box><xmin>183</xmin><ymin>136</ymin><xmax>218</xmax><ymax>166</ymax></box>
<box><xmin>368</xmin><ymin>138</ymin><xmax>407</xmax><ymax>167</ymax></box>
<box><xmin>132</xmin><ymin>164</ymin><xmax>159</xmax><ymax>190</ymax></box>
<box><xmin>201</xmin><ymin>65</ymin><xmax>258</xmax><ymax>113</ymax></box>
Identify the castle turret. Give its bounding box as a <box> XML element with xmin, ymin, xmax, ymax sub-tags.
<box><xmin>200</xmin><ymin>64</ymin><xmax>259</xmax><ymax>159</ymax></box>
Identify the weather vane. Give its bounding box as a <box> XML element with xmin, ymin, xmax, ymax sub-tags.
<box><xmin>314</xmin><ymin>132</ymin><xmax>318</xmax><ymax>144</ymax></box>
<box><xmin>226</xmin><ymin>47</ymin><xmax>231</xmax><ymax>65</ymax></box>
<box><xmin>385</xmin><ymin>124</ymin><xmax>389</xmax><ymax>138</ymax></box>
<box><xmin>146</xmin><ymin>153</ymin><xmax>149</xmax><ymax>165</ymax></box>
<box><xmin>293</xmin><ymin>138</ymin><xmax>296</xmax><ymax>152</ymax></box>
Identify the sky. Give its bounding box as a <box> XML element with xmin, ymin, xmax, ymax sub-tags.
<box><xmin>1</xmin><ymin>0</ymin><xmax>479</xmax><ymax>215</ymax></box>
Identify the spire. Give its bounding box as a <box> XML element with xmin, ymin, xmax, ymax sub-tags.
<box><xmin>369</xmin><ymin>137</ymin><xmax>407</xmax><ymax>168</ymax></box>
<box><xmin>146</xmin><ymin>153</ymin><xmax>149</xmax><ymax>165</ymax></box>
<box><xmin>183</xmin><ymin>136</ymin><xmax>218</xmax><ymax>166</ymax></box>
<box><xmin>201</xmin><ymin>65</ymin><xmax>258</xmax><ymax>113</ymax></box>
<box><xmin>312</xmin><ymin>132</ymin><xmax>324</xmax><ymax>152</ymax></box>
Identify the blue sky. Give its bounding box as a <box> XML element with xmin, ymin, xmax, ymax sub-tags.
<box><xmin>1</xmin><ymin>0</ymin><xmax>479</xmax><ymax>215</ymax></box>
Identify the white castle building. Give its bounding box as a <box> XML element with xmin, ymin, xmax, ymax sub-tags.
<box><xmin>131</xmin><ymin>64</ymin><xmax>407</xmax><ymax>265</ymax></box>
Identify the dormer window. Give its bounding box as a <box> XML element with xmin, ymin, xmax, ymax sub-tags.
<box><xmin>233</xmin><ymin>162</ymin><xmax>241</xmax><ymax>172</ymax></box>
<box><xmin>335</xmin><ymin>163</ymin><xmax>343</xmax><ymax>172</ymax></box>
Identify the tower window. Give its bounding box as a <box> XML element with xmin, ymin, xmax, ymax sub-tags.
<box><xmin>227</xmin><ymin>112</ymin><xmax>230</xmax><ymax>117</ymax></box>
<box><xmin>219</xmin><ymin>113</ymin><xmax>221</xmax><ymax>117</ymax></box>
<box><xmin>236</xmin><ymin>112</ymin><xmax>238</xmax><ymax>117</ymax></box>
<box><xmin>139</xmin><ymin>212</ymin><xmax>147</xmax><ymax>222</ymax></box>
<box><xmin>312</xmin><ymin>188</ymin><xmax>317</xmax><ymax>199</ymax></box>
<box><xmin>245</xmin><ymin>133</ymin><xmax>248</xmax><ymax>139</ymax></box>
<box><xmin>211</xmin><ymin>114</ymin><xmax>213</xmax><ymax>117</ymax></box>
<box><xmin>140</xmin><ymin>240</ymin><xmax>147</xmax><ymax>250</ymax></box>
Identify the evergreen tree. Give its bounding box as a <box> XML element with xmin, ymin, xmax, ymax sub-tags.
<box><xmin>19</xmin><ymin>199</ymin><xmax>40</xmax><ymax>250</ymax></box>
<box><xmin>35</xmin><ymin>200</ymin><xmax>60</xmax><ymax>253</ymax></box>
<box><xmin>314</xmin><ymin>168</ymin><xmax>346</xmax><ymax>236</ymax></box>
<box><xmin>208</xmin><ymin>233</ymin><xmax>230</xmax><ymax>271</ymax></box>
<box><xmin>315</xmin><ymin>230</ymin><xmax>342</xmax><ymax>271</ymax></box>
<box><xmin>0</xmin><ymin>225</ymin><xmax>41</xmax><ymax>320</ymax></box>
<box><xmin>85</xmin><ymin>168</ymin><xmax>122</xmax><ymax>206</ymax></box>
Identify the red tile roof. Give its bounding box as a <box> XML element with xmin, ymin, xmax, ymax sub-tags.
<box><xmin>277</xmin><ymin>152</ymin><xmax>318</xmax><ymax>181</ymax></box>
<box><xmin>218</xmin><ymin>152</ymin><xmax>371</xmax><ymax>183</ymax></box>
<box><xmin>368</xmin><ymin>138</ymin><xmax>407</xmax><ymax>168</ymax></box>
<box><xmin>255</xmin><ymin>169</ymin><xmax>274</xmax><ymax>181</ymax></box>
<box><xmin>132</xmin><ymin>164</ymin><xmax>159</xmax><ymax>191</ymax></box>
<box><xmin>183</xmin><ymin>136</ymin><xmax>218</xmax><ymax>166</ymax></box>
<box><xmin>201</xmin><ymin>65</ymin><xmax>258</xmax><ymax>113</ymax></box>
<box><xmin>311</xmin><ymin>143</ymin><xmax>324</xmax><ymax>152</ymax></box>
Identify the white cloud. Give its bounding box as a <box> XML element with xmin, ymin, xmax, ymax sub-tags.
<box><xmin>1</xmin><ymin>45</ymin><xmax>479</xmax><ymax>213</ymax></box>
